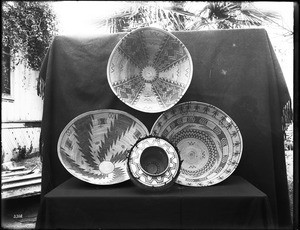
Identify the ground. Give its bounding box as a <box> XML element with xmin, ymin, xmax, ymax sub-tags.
<box><xmin>1</xmin><ymin>156</ymin><xmax>42</xmax><ymax>229</ymax></box>
<box><xmin>13</xmin><ymin>155</ymin><xmax>42</xmax><ymax>173</ymax></box>
<box><xmin>1</xmin><ymin>195</ymin><xmax>40</xmax><ymax>229</ymax></box>
<box><xmin>285</xmin><ymin>150</ymin><xmax>293</xmax><ymax>219</ymax></box>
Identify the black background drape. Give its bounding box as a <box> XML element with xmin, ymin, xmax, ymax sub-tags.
<box><xmin>36</xmin><ymin>28</ymin><xmax>292</xmax><ymax>228</ymax></box>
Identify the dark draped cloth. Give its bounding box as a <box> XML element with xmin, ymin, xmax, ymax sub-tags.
<box><xmin>36</xmin><ymin>176</ymin><xmax>274</xmax><ymax>229</ymax></box>
<box><xmin>36</xmin><ymin>28</ymin><xmax>292</xmax><ymax>228</ymax></box>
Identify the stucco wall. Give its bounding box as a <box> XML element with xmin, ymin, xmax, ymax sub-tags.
<box><xmin>2</xmin><ymin>63</ymin><xmax>43</xmax><ymax>162</ymax></box>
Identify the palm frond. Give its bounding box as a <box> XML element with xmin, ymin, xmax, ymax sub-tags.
<box><xmin>94</xmin><ymin>1</ymin><xmax>290</xmax><ymax>35</ymax></box>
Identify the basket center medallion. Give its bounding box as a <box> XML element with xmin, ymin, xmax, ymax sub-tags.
<box><xmin>142</xmin><ymin>66</ymin><xmax>157</xmax><ymax>82</ymax></box>
<box><xmin>99</xmin><ymin>161</ymin><xmax>115</xmax><ymax>174</ymax></box>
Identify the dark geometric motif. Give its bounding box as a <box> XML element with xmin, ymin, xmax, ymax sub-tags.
<box><xmin>203</xmin><ymin>106</ymin><xmax>210</xmax><ymax>114</ymax></box>
<box><xmin>194</xmin><ymin>104</ymin><xmax>201</xmax><ymax>112</ymax></box>
<box><xmin>116</xmin><ymin>48</ymin><xmax>141</xmax><ymax>70</ymax></box>
<box><xmin>134</xmin><ymin>130</ymin><xmax>142</xmax><ymax>139</ymax></box>
<box><xmin>110</xmin><ymin>149</ymin><xmax>128</xmax><ymax>164</ymax></box>
<box><xmin>151</xmin><ymin>78</ymin><xmax>185</xmax><ymax>107</ymax></box>
<box><xmin>233</xmin><ymin>141</ymin><xmax>241</xmax><ymax>147</ymax></box>
<box><xmin>98</xmin><ymin>113</ymin><xmax>136</xmax><ymax>163</ymax></box>
<box><xmin>65</xmin><ymin>137</ymin><xmax>73</xmax><ymax>150</ymax></box>
<box><xmin>113</xmin><ymin>76</ymin><xmax>145</xmax><ymax>104</ymax></box>
<box><xmin>220</xmin><ymin>138</ymin><xmax>228</xmax><ymax>147</ymax></box>
<box><xmin>230</xmin><ymin>131</ymin><xmax>238</xmax><ymax>138</ymax></box>
<box><xmin>184</xmin><ymin>67</ymin><xmax>190</xmax><ymax>79</ymax></box>
<box><xmin>221</xmin><ymin>155</ymin><xmax>229</xmax><ymax>164</ymax></box>
<box><xmin>73</xmin><ymin>115</ymin><xmax>99</xmax><ymax>171</ymax></box>
<box><xmin>234</xmin><ymin>150</ymin><xmax>240</xmax><ymax>156</ymax></box>
<box><xmin>143</xmin><ymin>30</ymin><xmax>166</xmax><ymax>64</ymax></box>
<box><xmin>169</xmin><ymin>121</ymin><xmax>176</xmax><ymax>130</ymax></box>
<box><xmin>187</xmin><ymin>116</ymin><xmax>196</xmax><ymax>122</ymax></box>
<box><xmin>170</xmin><ymin>129</ymin><xmax>218</xmax><ymax>178</ymax></box>
<box><xmin>175</xmin><ymin>117</ymin><xmax>184</xmax><ymax>126</ymax></box>
<box><xmin>196</xmin><ymin>117</ymin><xmax>208</xmax><ymax>126</ymax></box>
<box><xmin>110</xmin><ymin>62</ymin><xmax>115</xmax><ymax>73</ymax></box>
<box><xmin>212</xmin><ymin>110</ymin><xmax>219</xmax><ymax>118</ymax></box>
<box><xmin>214</xmin><ymin>166</ymin><xmax>223</xmax><ymax>174</ymax></box>
<box><xmin>153</xmin><ymin>36</ymin><xmax>187</xmax><ymax>71</ymax></box>
<box><xmin>226</xmin><ymin>121</ymin><xmax>233</xmax><ymax>130</ymax></box>
<box><xmin>225</xmin><ymin>169</ymin><xmax>232</xmax><ymax>174</ymax></box>
<box><xmin>60</xmin><ymin>147</ymin><xmax>108</xmax><ymax>180</ymax></box>
<box><xmin>213</xmin><ymin>126</ymin><xmax>222</xmax><ymax>136</ymax></box>
<box><xmin>112</xmin><ymin>74</ymin><xmax>141</xmax><ymax>87</ymax></box>
<box><xmin>112</xmin><ymin>167</ymin><xmax>126</xmax><ymax>182</ymax></box>
<box><xmin>118</xmin><ymin>31</ymin><xmax>149</xmax><ymax>68</ymax></box>
<box><xmin>213</xmin><ymin>126</ymin><xmax>228</xmax><ymax>147</ymax></box>
<box><xmin>219</xmin><ymin>116</ymin><xmax>227</xmax><ymax>127</ymax></box>
<box><xmin>162</xmin><ymin>130</ymin><xmax>169</xmax><ymax>138</ymax></box>
<box><xmin>181</xmin><ymin>104</ymin><xmax>190</xmax><ymax>114</ymax></box>
<box><xmin>97</xmin><ymin>118</ymin><xmax>107</xmax><ymax>126</ymax></box>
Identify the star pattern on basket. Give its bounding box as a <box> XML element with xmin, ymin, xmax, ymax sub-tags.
<box><xmin>150</xmin><ymin>101</ymin><xmax>243</xmax><ymax>187</ymax></box>
<box><xmin>108</xmin><ymin>27</ymin><xmax>193</xmax><ymax>113</ymax></box>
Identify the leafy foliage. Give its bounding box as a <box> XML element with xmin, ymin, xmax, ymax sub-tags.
<box><xmin>184</xmin><ymin>1</ymin><xmax>281</xmax><ymax>30</ymax></box>
<box><xmin>96</xmin><ymin>1</ymin><xmax>283</xmax><ymax>33</ymax></box>
<box><xmin>2</xmin><ymin>1</ymin><xmax>58</xmax><ymax>71</ymax></box>
<box><xmin>97</xmin><ymin>1</ymin><xmax>191</xmax><ymax>32</ymax></box>
<box><xmin>11</xmin><ymin>142</ymin><xmax>33</xmax><ymax>162</ymax></box>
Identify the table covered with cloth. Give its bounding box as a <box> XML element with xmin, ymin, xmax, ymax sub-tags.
<box><xmin>35</xmin><ymin>28</ymin><xmax>292</xmax><ymax>229</ymax></box>
<box><xmin>36</xmin><ymin>176</ymin><xmax>273</xmax><ymax>229</ymax></box>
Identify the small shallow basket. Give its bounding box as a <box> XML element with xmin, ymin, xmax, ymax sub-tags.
<box><xmin>128</xmin><ymin>136</ymin><xmax>181</xmax><ymax>191</ymax></box>
<box><xmin>151</xmin><ymin>101</ymin><xmax>243</xmax><ymax>187</ymax></box>
<box><xmin>57</xmin><ymin>109</ymin><xmax>149</xmax><ymax>185</ymax></box>
<box><xmin>107</xmin><ymin>27</ymin><xmax>193</xmax><ymax>113</ymax></box>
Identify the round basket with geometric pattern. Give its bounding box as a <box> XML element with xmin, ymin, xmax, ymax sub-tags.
<box><xmin>128</xmin><ymin>136</ymin><xmax>181</xmax><ymax>191</ymax></box>
<box><xmin>57</xmin><ymin>109</ymin><xmax>149</xmax><ymax>185</ymax></box>
<box><xmin>151</xmin><ymin>101</ymin><xmax>243</xmax><ymax>187</ymax></box>
<box><xmin>107</xmin><ymin>27</ymin><xmax>193</xmax><ymax>113</ymax></box>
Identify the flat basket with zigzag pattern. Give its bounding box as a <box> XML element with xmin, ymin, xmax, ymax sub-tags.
<box><xmin>57</xmin><ymin>109</ymin><xmax>149</xmax><ymax>185</ymax></box>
